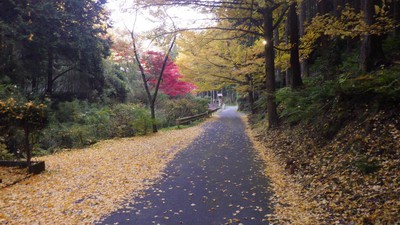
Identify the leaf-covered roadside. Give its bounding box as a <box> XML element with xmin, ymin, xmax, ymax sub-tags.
<box><xmin>243</xmin><ymin>116</ymin><xmax>318</xmax><ymax>224</ymax></box>
<box><xmin>0</xmin><ymin>125</ymin><xmax>205</xmax><ymax>224</ymax></box>
<box><xmin>247</xmin><ymin>109</ymin><xmax>400</xmax><ymax>224</ymax></box>
<box><xmin>0</xmin><ymin>167</ymin><xmax>32</xmax><ymax>189</ymax></box>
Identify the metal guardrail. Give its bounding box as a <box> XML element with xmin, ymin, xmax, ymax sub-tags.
<box><xmin>176</xmin><ymin>108</ymin><xmax>220</xmax><ymax>128</ymax></box>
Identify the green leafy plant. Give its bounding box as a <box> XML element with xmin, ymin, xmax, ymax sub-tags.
<box><xmin>0</xmin><ymin>138</ymin><xmax>13</xmax><ymax>160</ymax></box>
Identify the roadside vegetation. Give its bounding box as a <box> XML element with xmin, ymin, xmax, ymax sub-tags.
<box><xmin>250</xmin><ymin>37</ymin><xmax>400</xmax><ymax>224</ymax></box>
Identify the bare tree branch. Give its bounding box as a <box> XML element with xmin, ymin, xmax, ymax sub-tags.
<box><xmin>152</xmin><ymin>35</ymin><xmax>177</xmax><ymax>104</ymax></box>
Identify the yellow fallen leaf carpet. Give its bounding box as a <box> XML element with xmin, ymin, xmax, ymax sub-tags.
<box><xmin>243</xmin><ymin>116</ymin><xmax>318</xmax><ymax>225</ymax></box>
<box><xmin>0</xmin><ymin>125</ymin><xmax>204</xmax><ymax>224</ymax></box>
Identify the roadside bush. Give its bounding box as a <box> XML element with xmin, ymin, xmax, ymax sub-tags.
<box><xmin>2</xmin><ymin>95</ymin><xmax>206</xmax><ymax>154</ymax></box>
<box><xmin>107</xmin><ymin>104</ymin><xmax>152</xmax><ymax>137</ymax></box>
<box><xmin>39</xmin><ymin>123</ymin><xmax>94</xmax><ymax>150</ymax></box>
<box><xmin>0</xmin><ymin>138</ymin><xmax>13</xmax><ymax>160</ymax></box>
<box><xmin>84</xmin><ymin>107</ymin><xmax>113</xmax><ymax>139</ymax></box>
<box><xmin>109</xmin><ymin>104</ymin><xmax>137</xmax><ymax>138</ymax></box>
<box><xmin>131</xmin><ymin>107</ymin><xmax>153</xmax><ymax>135</ymax></box>
<box><xmin>276</xmin><ymin>78</ymin><xmax>338</xmax><ymax>124</ymax></box>
<box><xmin>161</xmin><ymin>96</ymin><xmax>209</xmax><ymax>126</ymax></box>
<box><xmin>276</xmin><ymin>65</ymin><xmax>400</xmax><ymax>129</ymax></box>
<box><xmin>38</xmin><ymin>101</ymin><xmax>153</xmax><ymax>151</ymax></box>
<box><xmin>339</xmin><ymin>65</ymin><xmax>400</xmax><ymax>100</ymax></box>
<box><xmin>53</xmin><ymin>100</ymin><xmax>87</xmax><ymax>123</ymax></box>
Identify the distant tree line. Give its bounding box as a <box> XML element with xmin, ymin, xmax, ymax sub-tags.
<box><xmin>0</xmin><ymin>0</ymin><xmax>111</xmax><ymax>101</ymax></box>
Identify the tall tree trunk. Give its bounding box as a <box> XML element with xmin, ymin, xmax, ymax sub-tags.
<box><xmin>285</xmin><ymin>14</ymin><xmax>291</xmax><ymax>87</ymax></box>
<box><xmin>333</xmin><ymin>0</ymin><xmax>344</xmax><ymax>17</ymax></box>
<box><xmin>274</xmin><ymin>28</ymin><xmax>283</xmax><ymax>87</ymax></box>
<box><xmin>306</xmin><ymin>0</ymin><xmax>317</xmax><ymax>21</ymax></box>
<box><xmin>352</xmin><ymin>0</ymin><xmax>361</xmax><ymax>12</ymax></box>
<box><xmin>246</xmin><ymin>75</ymin><xmax>255</xmax><ymax>114</ymax></box>
<box><xmin>317</xmin><ymin>0</ymin><xmax>329</xmax><ymax>14</ymax></box>
<box><xmin>32</xmin><ymin>75</ymin><xmax>37</xmax><ymax>93</ymax></box>
<box><xmin>46</xmin><ymin>47</ymin><xmax>54</xmax><ymax>96</ymax></box>
<box><xmin>288</xmin><ymin>2</ymin><xmax>303</xmax><ymax>89</ymax></box>
<box><xmin>150</xmin><ymin>103</ymin><xmax>157</xmax><ymax>133</ymax></box>
<box><xmin>247</xmin><ymin>90</ymin><xmax>255</xmax><ymax>114</ymax></box>
<box><xmin>299</xmin><ymin>0</ymin><xmax>309</xmax><ymax>78</ymax></box>
<box><xmin>359</xmin><ymin>0</ymin><xmax>386</xmax><ymax>72</ymax></box>
<box><xmin>263</xmin><ymin>6</ymin><xmax>279</xmax><ymax>128</ymax></box>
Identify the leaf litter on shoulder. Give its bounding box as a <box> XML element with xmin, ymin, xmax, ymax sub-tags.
<box><xmin>0</xmin><ymin>124</ymin><xmax>205</xmax><ymax>224</ymax></box>
<box><xmin>242</xmin><ymin>115</ymin><xmax>319</xmax><ymax>225</ymax></box>
<box><xmin>244</xmin><ymin>110</ymin><xmax>400</xmax><ymax>224</ymax></box>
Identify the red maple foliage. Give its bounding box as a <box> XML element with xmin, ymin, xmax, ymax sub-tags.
<box><xmin>143</xmin><ymin>51</ymin><xmax>196</xmax><ymax>96</ymax></box>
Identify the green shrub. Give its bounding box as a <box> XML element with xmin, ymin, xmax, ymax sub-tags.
<box><xmin>53</xmin><ymin>100</ymin><xmax>89</xmax><ymax>123</ymax></box>
<box><xmin>131</xmin><ymin>107</ymin><xmax>152</xmax><ymax>135</ymax></box>
<box><xmin>40</xmin><ymin>123</ymin><xmax>93</xmax><ymax>150</ymax></box>
<box><xmin>276</xmin><ymin>64</ymin><xmax>399</xmax><ymax>126</ymax></box>
<box><xmin>84</xmin><ymin>107</ymin><xmax>113</xmax><ymax>139</ymax></box>
<box><xmin>276</xmin><ymin>79</ymin><xmax>338</xmax><ymax>124</ymax></box>
<box><xmin>0</xmin><ymin>138</ymin><xmax>13</xmax><ymax>160</ymax></box>
<box><xmin>34</xmin><ymin>97</ymin><xmax>210</xmax><ymax>152</ymax></box>
<box><xmin>67</xmin><ymin>124</ymin><xmax>94</xmax><ymax>147</ymax></box>
<box><xmin>383</xmin><ymin>35</ymin><xmax>400</xmax><ymax>56</ymax></box>
<box><xmin>162</xmin><ymin>96</ymin><xmax>209</xmax><ymax>126</ymax></box>
<box><xmin>339</xmin><ymin>65</ymin><xmax>400</xmax><ymax>100</ymax></box>
<box><xmin>109</xmin><ymin>104</ymin><xmax>137</xmax><ymax>137</ymax></box>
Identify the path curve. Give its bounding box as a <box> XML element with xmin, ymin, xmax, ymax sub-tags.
<box><xmin>97</xmin><ymin>107</ymin><xmax>272</xmax><ymax>225</ymax></box>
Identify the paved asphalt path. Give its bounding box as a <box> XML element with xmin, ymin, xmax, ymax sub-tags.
<box><xmin>97</xmin><ymin>107</ymin><xmax>272</xmax><ymax>225</ymax></box>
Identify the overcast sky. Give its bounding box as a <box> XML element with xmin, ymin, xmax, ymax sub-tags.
<box><xmin>106</xmin><ymin>0</ymin><xmax>214</xmax><ymax>33</ymax></box>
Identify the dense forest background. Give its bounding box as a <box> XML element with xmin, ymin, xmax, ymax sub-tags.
<box><xmin>0</xmin><ymin>0</ymin><xmax>209</xmax><ymax>160</ymax></box>
<box><xmin>1</xmin><ymin>0</ymin><xmax>399</xmax><ymax>223</ymax></box>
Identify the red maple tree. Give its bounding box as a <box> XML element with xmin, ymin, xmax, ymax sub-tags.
<box><xmin>143</xmin><ymin>51</ymin><xmax>196</xmax><ymax>96</ymax></box>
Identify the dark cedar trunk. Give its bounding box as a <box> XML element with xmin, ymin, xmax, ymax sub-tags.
<box><xmin>246</xmin><ymin>75</ymin><xmax>255</xmax><ymax>114</ymax></box>
<box><xmin>316</xmin><ymin>0</ymin><xmax>331</xmax><ymax>48</ymax></box>
<box><xmin>306</xmin><ymin>0</ymin><xmax>317</xmax><ymax>21</ymax></box>
<box><xmin>317</xmin><ymin>0</ymin><xmax>329</xmax><ymax>14</ymax></box>
<box><xmin>333</xmin><ymin>0</ymin><xmax>344</xmax><ymax>17</ymax></box>
<box><xmin>285</xmin><ymin>69</ymin><xmax>291</xmax><ymax>87</ymax></box>
<box><xmin>274</xmin><ymin>28</ymin><xmax>283</xmax><ymax>87</ymax></box>
<box><xmin>288</xmin><ymin>2</ymin><xmax>303</xmax><ymax>89</ymax></box>
<box><xmin>32</xmin><ymin>75</ymin><xmax>37</xmax><ymax>93</ymax></box>
<box><xmin>360</xmin><ymin>0</ymin><xmax>386</xmax><ymax>72</ymax></box>
<box><xmin>247</xmin><ymin>90</ymin><xmax>255</xmax><ymax>114</ymax></box>
<box><xmin>299</xmin><ymin>0</ymin><xmax>309</xmax><ymax>78</ymax></box>
<box><xmin>263</xmin><ymin>6</ymin><xmax>279</xmax><ymax>128</ymax></box>
<box><xmin>352</xmin><ymin>0</ymin><xmax>361</xmax><ymax>12</ymax></box>
<box><xmin>46</xmin><ymin>48</ymin><xmax>54</xmax><ymax>96</ymax></box>
<box><xmin>285</xmin><ymin>15</ymin><xmax>291</xmax><ymax>87</ymax></box>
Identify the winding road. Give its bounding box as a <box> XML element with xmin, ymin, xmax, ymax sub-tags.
<box><xmin>97</xmin><ymin>107</ymin><xmax>272</xmax><ymax>225</ymax></box>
